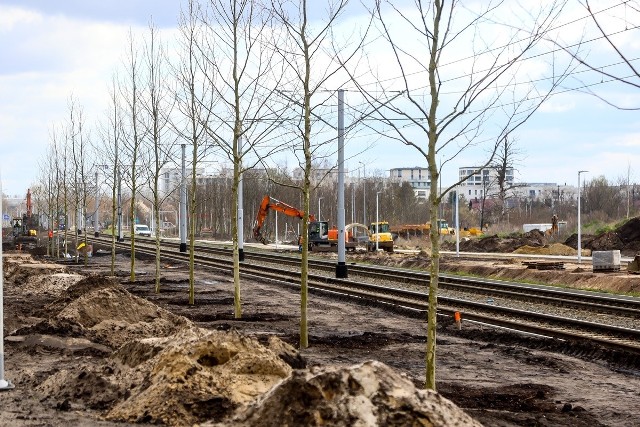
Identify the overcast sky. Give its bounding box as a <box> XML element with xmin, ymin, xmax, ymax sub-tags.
<box><xmin>1</xmin><ymin>0</ymin><xmax>639</xmax><ymax>200</ymax></box>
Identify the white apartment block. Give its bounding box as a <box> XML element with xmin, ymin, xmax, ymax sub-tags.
<box><xmin>292</xmin><ymin>167</ymin><xmax>350</xmax><ymax>186</ymax></box>
<box><xmin>389</xmin><ymin>167</ymin><xmax>431</xmax><ymax>200</ymax></box>
<box><xmin>457</xmin><ymin>166</ymin><xmax>515</xmax><ymax>199</ymax></box>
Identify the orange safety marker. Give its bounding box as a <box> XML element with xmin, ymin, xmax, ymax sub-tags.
<box><xmin>454</xmin><ymin>311</ymin><xmax>462</xmax><ymax>330</ymax></box>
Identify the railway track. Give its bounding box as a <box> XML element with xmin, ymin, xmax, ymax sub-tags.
<box><xmin>87</xmin><ymin>235</ymin><xmax>640</xmax><ymax>355</ymax></box>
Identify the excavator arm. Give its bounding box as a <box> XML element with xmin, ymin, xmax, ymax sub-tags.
<box><xmin>252</xmin><ymin>195</ymin><xmax>315</xmax><ymax>244</ymax></box>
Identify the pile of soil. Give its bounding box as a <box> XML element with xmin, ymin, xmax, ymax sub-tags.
<box><xmin>438</xmin><ymin>216</ymin><xmax>640</xmax><ymax>256</ymax></box>
<box><xmin>442</xmin><ymin>229</ymin><xmax>548</xmax><ymax>253</ymax></box>
<box><xmin>564</xmin><ymin>217</ymin><xmax>640</xmax><ymax>256</ymax></box>
<box><xmin>210</xmin><ymin>360</ymin><xmax>481</xmax><ymax>427</ymax></box>
<box><xmin>513</xmin><ymin>242</ymin><xmax>577</xmax><ymax>256</ymax></box>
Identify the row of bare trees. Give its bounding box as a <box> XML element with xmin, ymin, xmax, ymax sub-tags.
<box><xmin>28</xmin><ymin>0</ymin><xmax>632</xmax><ymax>390</ymax></box>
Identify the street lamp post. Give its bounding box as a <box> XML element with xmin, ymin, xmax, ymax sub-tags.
<box><xmin>318</xmin><ymin>197</ymin><xmax>323</xmax><ymax>222</ymax></box>
<box><xmin>359</xmin><ymin>161</ymin><xmax>366</xmax><ymax>225</ymax></box>
<box><xmin>179</xmin><ymin>143</ymin><xmax>187</xmax><ymax>252</ymax></box>
<box><xmin>577</xmin><ymin>170</ymin><xmax>588</xmax><ymax>264</ymax></box>
<box><xmin>0</xmin><ymin>178</ymin><xmax>15</xmax><ymax>390</ymax></box>
<box><xmin>376</xmin><ymin>191</ymin><xmax>381</xmax><ymax>251</ymax></box>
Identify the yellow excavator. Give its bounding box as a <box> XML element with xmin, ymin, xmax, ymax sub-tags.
<box><xmin>368</xmin><ymin>221</ymin><xmax>394</xmax><ymax>252</ymax></box>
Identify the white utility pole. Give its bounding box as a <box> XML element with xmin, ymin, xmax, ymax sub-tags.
<box><xmin>0</xmin><ymin>178</ymin><xmax>15</xmax><ymax>390</ymax></box>
<box><xmin>376</xmin><ymin>191</ymin><xmax>381</xmax><ymax>251</ymax></box>
<box><xmin>455</xmin><ymin>191</ymin><xmax>460</xmax><ymax>257</ymax></box>
<box><xmin>179</xmin><ymin>144</ymin><xmax>187</xmax><ymax>252</ymax></box>
<box><xmin>336</xmin><ymin>89</ymin><xmax>347</xmax><ymax>278</ymax></box>
<box><xmin>577</xmin><ymin>170</ymin><xmax>588</xmax><ymax>264</ymax></box>
<box><xmin>238</xmin><ymin>136</ymin><xmax>245</xmax><ymax>261</ymax></box>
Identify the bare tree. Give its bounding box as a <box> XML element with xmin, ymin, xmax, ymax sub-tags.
<box><xmin>583</xmin><ymin>175</ymin><xmax>624</xmax><ymax>219</ymax></box>
<box><xmin>560</xmin><ymin>1</ymin><xmax>640</xmax><ymax>221</ymax></box>
<box><xmin>350</xmin><ymin>0</ymin><xmax>571</xmax><ymax>389</ymax></box>
<box><xmin>66</xmin><ymin>96</ymin><xmax>92</xmax><ymax>265</ymax></box>
<box><xmin>120</xmin><ymin>29</ymin><xmax>147</xmax><ymax>281</ymax></box>
<box><xmin>198</xmin><ymin>0</ymin><xmax>289</xmax><ymax>316</ymax></box>
<box><xmin>175</xmin><ymin>0</ymin><xmax>216</xmax><ymax>304</ymax></box>
<box><xmin>269</xmin><ymin>0</ymin><xmax>371</xmax><ymax>348</ymax></box>
<box><xmin>96</xmin><ymin>75</ymin><xmax>125</xmax><ymax>276</ymax></box>
<box><xmin>492</xmin><ymin>136</ymin><xmax>524</xmax><ymax>219</ymax></box>
<box><xmin>562</xmin><ymin>0</ymin><xmax>640</xmax><ymax>110</ymax></box>
<box><xmin>140</xmin><ymin>21</ymin><xmax>178</xmax><ymax>293</ymax></box>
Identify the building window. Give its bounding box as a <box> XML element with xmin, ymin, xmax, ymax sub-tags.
<box><xmin>397</xmin><ymin>170</ymin><xmax>402</xmax><ymax>178</ymax></box>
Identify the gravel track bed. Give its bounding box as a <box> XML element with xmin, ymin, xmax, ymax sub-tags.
<box><xmin>275</xmin><ymin>260</ymin><xmax>640</xmax><ymax>331</ymax></box>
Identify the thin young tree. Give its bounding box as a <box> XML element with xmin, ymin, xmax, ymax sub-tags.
<box><xmin>67</xmin><ymin>96</ymin><xmax>91</xmax><ymax>265</ymax></box>
<box><xmin>562</xmin><ymin>0</ymin><xmax>640</xmax><ymax>110</ymax></box>
<box><xmin>120</xmin><ymin>29</ymin><xmax>147</xmax><ymax>281</ymax></box>
<box><xmin>350</xmin><ymin>0</ymin><xmax>572</xmax><ymax>389</ymax></box>
<box><xmin>96</xmin><ymin>75</ymin><xmax>125</xmax><ymax>275</ymax></box>
<box><xmin>140</xmin><ymin>21</ymin><xmax>178</xmax><ymax>293</ymax></box>
<box><xmin>198</xmin><ymin>0</ymin><xmax>290</xmax><ymax>316</ymax></box>
<box><xmin>175</xmin><ymin>0</ymin><xmax>216</xmax><ymax>304</ymax></box>
<box><xmin>269</xmin><ymin>0</ymin><xmax>371</xmax><ymax>348</ymax></box>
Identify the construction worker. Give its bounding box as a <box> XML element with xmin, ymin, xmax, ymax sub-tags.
<box><xmin>551</xmin><ymin>214</ymin><xmax>559</xmax><ymax>235</ymax></box>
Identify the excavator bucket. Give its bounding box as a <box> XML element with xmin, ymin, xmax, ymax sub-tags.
<box><xmin>628</xmin><ymin>255</ymin><xmax>640</xmax><ymax>274</ymax></box>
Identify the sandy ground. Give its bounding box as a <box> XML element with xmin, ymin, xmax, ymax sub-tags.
<box><xmin>1</xmin><ymin>251</ymin><xmax>639</xmax><ymax>426</ymax></box>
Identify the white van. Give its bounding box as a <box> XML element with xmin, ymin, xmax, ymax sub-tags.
<box><xmin>134</xmin><ymin>224</ymin><xmax>152</xmax><ymax>237</ymax></box>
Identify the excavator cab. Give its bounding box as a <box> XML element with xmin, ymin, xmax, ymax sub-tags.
<box><xmin>308</xmin><ymin>221</ymin><xmax>329</xmax><ymax>241</ymax></box>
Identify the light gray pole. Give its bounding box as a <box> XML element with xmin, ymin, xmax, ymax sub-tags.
<box><xmin>362</xmin><ymin>163</ymin><xmax>366</xmax><ymax>225</ymax></box>
<box><xmin>376</xmin><ymin>191</ymin><xmax>381</xmax><ymax>251</ymax></box>
<box><xmin>318</xmin><ymin>197</ymin><xmax>323</xmax><ymax>222</ymax></box>
<box><xmin>455</xmin><ymin>191</ymin><xmax>460</xmax><ymax>257</ymax></box>
<box><xmin>94</xmin><ymin>171</ymin><xmax>100</xmax><ymax>237</ymax></box>
<box><xmin>179</xmin><ymin>144</ymin><xmax>187</xmax><ymax>252</ymax></box>
<box><xmin>577</xmin><ymin>170</ymin><xmax>588</xmax><ymax>263</ymax></box>
<box><xmin>117</xmin><ymin>166</ymin><xmax>123</xmax><ymax>242</ymax></box>
<box><xmin>336</xmin><ymin>89</ymin><xmax>347</xmax><ymax>277</ymax></box>
<box><xmin>0</xmin><ymin>178</ymin><xmax>15</xmax><ymax>390</ymax></box>
<box><xmin>351</xmin><ymin>184</ymin><xmax>355</xmax><ymax>224</ymax></box>
<box><xmin>238</xmin><ymin>136</ymin><xmax>244</xmax><ymax>261</ymax></box>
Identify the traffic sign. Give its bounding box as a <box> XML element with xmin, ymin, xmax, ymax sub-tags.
<box><xmin>2</xmin><ymin>214</ymin><xmax>9</xmax><ymax>221</ymax></box>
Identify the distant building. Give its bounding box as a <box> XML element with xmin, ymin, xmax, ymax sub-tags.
<box><xmin>292</xmin><ymin>167</ymin><xmax>349</xmax><ymax>187</ymax></box>
<box><xmin>457</xmin><ymin>166</ymin><xmax>515</xmax><ymax>199</ymax></box>
<box><xmin>389</xmin><ymin>167</ymin><xmax>431</xmax><ymax>200</ymax></box>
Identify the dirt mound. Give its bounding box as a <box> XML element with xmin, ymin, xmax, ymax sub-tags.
<box><xmin>588</xmin><ymin>231</ymin><xmax>624</xmax><ymax>251</ymax></box>
<box><xmin>564</xmin><ymin>217</ymin><xmax>640</xmax><ymax>256</ymax></box>
<box><xmin>57</xmin><ymin>286</ymin><xmax>190</xmax><ymax>349</ymax></box>
<box><xmin>105</xmin><ymin>327</ymin><xmax>293</xmax><ymax>426</ymax></box>
<box><xmin>513</xmin><ymin>243</ymin><xmax>576</xmax><ymax>256</ymax></box>
<box><xmin>616</xmin><ymin>217</ymin><xmax>640</xmax><ymax>243</ymax></box>
<box><xmin>212</xmin><ymin>360</ymin><xmax>482</xmax><ymax>427</ymax></box>
<box><xmin>445</xmin><ymin>231</ymin><xmax>545</xmax><ymax>253</ymax></box>
<box><xmin>45</xmin><ymin>275</ymin><xmax>122</xmax><ymax>314</ymax></box>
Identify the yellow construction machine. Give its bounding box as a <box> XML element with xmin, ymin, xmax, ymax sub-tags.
<box><xmin>368</xmin><ymin>221</ymin><xmax>394</xmax><ymax>252</ymax></box>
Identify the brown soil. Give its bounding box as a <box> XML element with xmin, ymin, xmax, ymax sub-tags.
<box><xmin>1</xmin><ymin>251</ymin><xmax>640</xmax><ymax>426</ymax></box>
<box><xmin>443</xmin><ymin>216</ymin><xmax>640</xmax><ymax>257</ymax></box>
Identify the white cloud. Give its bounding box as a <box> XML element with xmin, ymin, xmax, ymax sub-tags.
<box><xmin>0</xmin><ymin>5</ymin><xmax>41</xmax><ymax>32</ymax></box>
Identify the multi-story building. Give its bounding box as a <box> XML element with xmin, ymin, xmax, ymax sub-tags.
<box><xmin>389</xmin><ymin>166</ymin><xmax>431</xmax><ymax>200</ymax></box>
<box><xmin>457</xmin><ymin>166</ymin><xmax>515</xmax><ymax>199</ymax></box>
<box><xmin>292</xmin><ymin>167</ymin><xmax>349</xmax><ymax>186</ymax></box>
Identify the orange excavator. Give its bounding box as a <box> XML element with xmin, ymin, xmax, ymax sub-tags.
<box><xmin>252</xmin><ymin>195</ymin><xmax>315</xmax><ymax>245</ymax></box>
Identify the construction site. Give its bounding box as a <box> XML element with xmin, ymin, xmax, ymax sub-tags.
<box><xmin>1</xmin><ymin>211</ymin><xmax>640</xmax><ymax>426</ymax></box>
